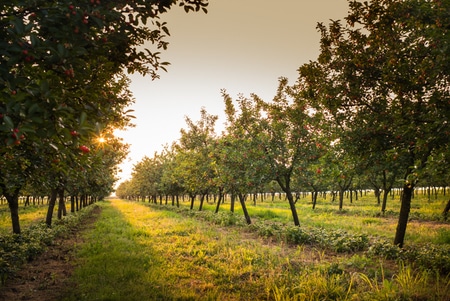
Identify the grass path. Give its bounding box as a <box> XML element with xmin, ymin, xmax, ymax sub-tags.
<box><xmin>60</xmin><ymin>199</ymin><xmax>450</xmax><ymax>301</ymax></box>
<box><xmin>62</xmin><ymin>199</ymin><xmax>299</xmax><ymax>300</ymax></box>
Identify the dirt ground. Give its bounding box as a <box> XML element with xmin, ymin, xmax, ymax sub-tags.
<box><xmin>0</xmin><ymin>207</ymin><xmax>101</xmax><ymax>301</ymax></box>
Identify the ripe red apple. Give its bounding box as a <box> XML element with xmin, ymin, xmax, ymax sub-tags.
<box><xmin>64</xmin><ymin>69</ymin><xmax>74</xmax><ymax>77</ymax></box>
<box><xmin>79</xmin><ymin>145</ymin><xmax>90</xmax><ymax>153</ymax></box>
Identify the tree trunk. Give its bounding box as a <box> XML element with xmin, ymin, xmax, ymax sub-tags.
<box><xmin>443</xmin><ymin>199</ymin><xmax>450</xmax><ymax>221</ymax></box>
<box><xmin>338</xmin><ymin>189</ymin><xmax>344</xmax><ymax>211</ymax></box>
<box><xmin>4</xmin><ymin>189</ymin><xmax>21</xmax><ymax>234</ymax></box>
<box><xmin>46</xmin><ymin>189</ymin><xmax>58</xmax><ymax>227</ymax></box>
<box><xmin>276</xmin><ymin>176</ymin><xmax>300</xmax><ymax>226</ymax></box>
<box><xmin>394</xmin><ymin>183</ymin><xmax>413</xmax><ymax>248</ymax></box>
<box><xmin>286</xmin><ymin>190</ymin><xmax>300</xmax><ymax>226</ymax></box>
<box><xmin>238</xmin><ymin>193</ymin><xmax>251</xmax><ymax>224</ymax></box>
<box><xmin>57</xmin><ymin>189</ymin><xmax>67</xmax><ymax>219</ymax></box>
<box><xmin>215</xmin><ymin>189</ymin><xmax>223</xmax><ymax>213</ymax></box>
<box><xmin>70</xmin><ymin>195</ymin><xmax>75</xmax><ymax>213</ymax></box>
<box><xmin>189</xmin><ymin>194</ymin><xmax>195</xmax><ymax>210</ymax></box>
<box><xmin>375</xmin><ymin>189</ymin><xmax>381</xmax><ymax>205</ymax></box>
<box><xmin>381</xmin><ymin>189</ymin><xmax>389</xmax><ymax>214</ymax></box>
<box><xmin>230</xmin><ymin>194</ymin><xmax>235</xmax><ymax>213</ymax></box>
<box><xmin>198</xmin><ymin>194</ymin><xmax>205</xmax><ymax>211</ymax></box>
<box><xmin>312</xmin><ymin>190</ymin><xmax>318</xmax><ymax>210</ymax></box>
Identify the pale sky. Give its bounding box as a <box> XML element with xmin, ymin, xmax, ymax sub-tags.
<box><xmin>115</xmin><ymin>0</ymin><xmax>349</xmax><ymax>184</ymax></box>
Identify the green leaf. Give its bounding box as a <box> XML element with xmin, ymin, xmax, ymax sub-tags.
<box><xmin>30</xmin><ymin>33</ymin><xmax>39</xmax><ymax>47</ymax></box>
<box><xmin>3</xmin><ymin>116</ymin><xmax>14</xmax><ymax>129</ymax></box>
<box><xmin>40</xmin><ymin>80</ymin><xmax>49</xmax><ymax>94</ymax></box>
<box><xmin>57</xmin><ymin>43</ymin><xmax>66</xmax><ymax>58</ymax></box>
<box><xmin>28</xmin><ymin>103</ymin><xmax>41</xmax><ymax>116</ymax></box>
<box><xmin>11</xmin><ymin>18</ymin><xmax>24</xmax><ymax>35</ymax></box>
<box><xmin>79</xmin><ymin>112</ymin><xmax>87</xmax><ymax>125</ymax></box>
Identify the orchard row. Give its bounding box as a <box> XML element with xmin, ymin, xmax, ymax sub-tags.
<box><xmin>0</xmin><ymin>0</ymin><xmax>209</xmax><ymax>234</ymax></box>
<box><xmin>117</xmin><ymin>0</ymin><xmax>450</xmax><ymax>249</ymax></box>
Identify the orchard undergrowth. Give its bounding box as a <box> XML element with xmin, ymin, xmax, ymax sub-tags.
<box><xmin>146</xmin><ymin>203</ymin><xmax>450</xmax><ymax>276</ymax></box>
<box><xmin>0</xmin><ymin>204</ymin><xmax>98</xmax><ymax>284</ymax></box>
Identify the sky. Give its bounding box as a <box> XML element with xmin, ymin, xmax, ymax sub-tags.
<box><xmin>114</xmin><ymin>0</ymin><xmax>349</xmax><ymax>185</ymax></box>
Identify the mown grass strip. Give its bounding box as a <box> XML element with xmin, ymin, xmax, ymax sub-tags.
<box><xmin>64</xmin><ymin>199</ymin><xmax>287</xmax><ymax>300</ymax></box>
<box><xmin>62</xmin><ymin>200</ymin><xmax>166</xmax><ymax>300</ymax></box>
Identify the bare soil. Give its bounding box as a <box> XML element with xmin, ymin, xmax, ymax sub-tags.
<box><xmin>0</xmin><ymin>206</ymin><xmax>101</xmax><ymax>301</ymax></box>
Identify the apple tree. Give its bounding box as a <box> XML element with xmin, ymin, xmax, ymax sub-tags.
<box><xmin>299</xmin><ymin>0</ymin><xmax>450</xmax><ymax>247</ymax></box>
<box><xmin>256</xmin><ymin>78</ymin><xmax>326</xmax><ymax>226</ymax></box>
<box><xmin>1</xmin><ymin>0</ymin><xmax>209</xmax><ymax>233</ymax></box>
<box><xmin>173</xmin><ymin>108</ymin><xmax>218</xmax><ymax>210</ymax></box>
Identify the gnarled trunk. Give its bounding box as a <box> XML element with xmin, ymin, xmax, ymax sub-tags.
<box><xmin>45</xmin><ymin>189</ymin><xmax>58</xmax><ymax>227</ymax></box>
<box><xmin>443</xmin><ymin>199</ymin><xmax>450</xmax><ymax>221</ymax></box>
<box><xmin>238</xmin><ymin>193</ymin><xmax>251</xmax><ymax>225</ymax></box>
<box><xmin>394</xmin><ymin>183</ymin><xmax>414</xmax><ymax>248</ymax></box>
<box><xmin>4</xmin><ymin>189</ymin><xmax>21</xmax><ymax>234</ymax></box>
<box><xmin>276</xmin><ymin>175</ymin><xmax>300</xmax><ymax>226</ymax></box>
<box><xmin>57</xmin><ymin>188</ymin><xmax>67</xmax><ymax>219</ymax></box>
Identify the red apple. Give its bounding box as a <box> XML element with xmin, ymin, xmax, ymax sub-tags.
<box><xmin>79</xmin><ymin>145</ymin><xmax>90</xmax><ymax>153</ymax></box>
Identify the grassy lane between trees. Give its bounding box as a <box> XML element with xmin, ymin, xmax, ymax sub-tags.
<box><xmin>61</xmin><ymin>199</ymin><xmax>449</xmax><ymax>301</ymax></box>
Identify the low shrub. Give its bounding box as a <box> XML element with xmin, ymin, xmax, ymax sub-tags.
<box><xmin>248</xmin><ymin>220</ymin><xmax>369</xmax><ymax>252</ymax></box>
<box><xmin>0</xmin><ymin>204</ymin><xmax>97</xmax><ymax>285</ymax></box>
<box><xmin>143</xmin><ymin>202</ymin><xmax>450</xmax><ymax>276</ymax></box>
<box><xmin>367</xmin><ymin>238</ymin><xmax>450</xmax><ymax>275</ymax></box>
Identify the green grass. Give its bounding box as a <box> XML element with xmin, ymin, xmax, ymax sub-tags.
<box><xmin>175</xmin><ymin>192</ymin><xmax>450</xmax><ymax>246</ymax></box>
<box><xmin>61</xmin><ymin>199</ymin><xmax>449</xmax><ymax>301</ymax></box>
<box><xmin>0</xmin><ymin>204</ymin><xmax>48</xmax><ymax>235</ymax></box>
<box><xmin>1</xmin><ymin>192</ymin><xmax>448</xmax><ymax>299</ymax></box>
